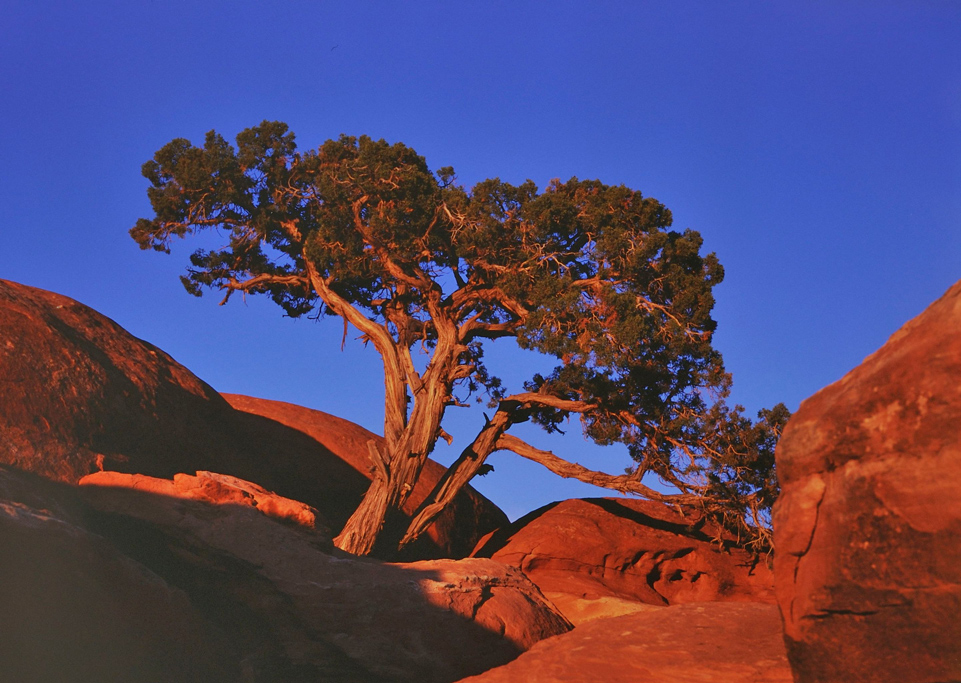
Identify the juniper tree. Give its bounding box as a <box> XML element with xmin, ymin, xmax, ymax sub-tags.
<box><xmin>133</xmin><ymin>121</ymin><xmax>785</xmax><ymax>556</ymax></box>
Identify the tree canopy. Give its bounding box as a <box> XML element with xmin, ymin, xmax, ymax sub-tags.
<box><xmin>133</xmin><ymin>121</ymin><xmax>786</xmax><ymax>556</ymax></box>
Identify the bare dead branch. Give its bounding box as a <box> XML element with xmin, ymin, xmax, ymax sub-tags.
<box><xmin>502</xmin><ymin>392</ymin><xmax>596</xmax><ymax>413</ymax></box>
<box><xmin>494</xmin><ymin>433</ymin><xmax>707</xmax><ymax>505</ymax></box>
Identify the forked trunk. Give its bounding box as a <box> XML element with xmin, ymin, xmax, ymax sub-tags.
<box><xmin>324</xmin><ymin>285</ymin><xmax>459</xmax><ymax>556</ymax></box>
<box><xmin>334</xmin><ymin>440</ymin><xmax>434</xmax><ymax>555</ymax></box>
<box><xmin>333</xmin><ymin>377</ymin><xmax>450</xmax><ymax>555</ymax></box>
<box><xmin>398</xmin><ymin>410</ymin><xmax>512</xmax><ymax>550</ymax></box>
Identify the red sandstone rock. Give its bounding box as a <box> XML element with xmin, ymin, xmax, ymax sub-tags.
<box><xmin>80</xmin><ymin>470</ymin><xmax>331</xmax><ymax>536</ymax></box>
<box><xmin>0</xmin><ymin>278</ymin><xmax>233</xmax><ymax>482</ymax></box>
<box><xmin>773</xmin><ymin>280</ymin><xmax>961</xmax><ymax>683</ymax></box>
<box><xmin>0</xmin><ymin>279</ymin><xmax>505</xmax><ymax>558</ymax></box>
<box><xmin>473</xmin><ymin>497</ymin><xmax>774</xmax><ymax>624</ymax></box>
<box><xmin>455</xmin><ymin>601</ymin><xmax>792</xmax><ymax>683</ymax></box>
<box><xmin>0</xmin><ymin>279</ymin><xmax>359</xmax><ymax>509</ymax></box>
<box><xmin>79</xmin><ymin>472</ymin><xmax>571</xmax><ymax>682</ymax></box>
<box><xmin>0</xmin><ymin>468</ymin><xmax>238</xmax><ymax>683</ymax></box>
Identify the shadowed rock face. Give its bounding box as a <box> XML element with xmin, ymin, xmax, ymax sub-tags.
<box><xmin>472</xmin><ymin>497</ymin><xmax>775</xmax><ymax>624</ymax></box>
<box><xmin>0</xmin><ymin>468</ymin><xmax>239</xmax><ymax>683</ymax></box>
<box><xmin>0</xmin><ymin>279</ymin><xmax>506</xmax><ymax>559</ymax></box>
<box><xmin>77</xmin><ymin>469</ymin><xmax>571</xmax><ymax>683</ymax></box>
<box><xmin>455</xmin><ymin>601</ymin><xmax>793</xmax><ymax>683</ymax></box>
<box><xmin>773</xmin><ymin>280</ymin><xmax>961</xmax><ymax>683</ymax></box>
<box><xmin>0</xmin><ymin>465</ymin><xmax>570</xmax><ymax>683</ymax></box>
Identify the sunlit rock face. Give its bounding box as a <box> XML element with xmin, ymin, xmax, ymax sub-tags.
<box><xmin>773</xmin><ymin>280</ymin><xmax>961</xmax><ymax>683</ymax></box>
<box><xmin>79</xmin><ymin>469</ymin><xmax>333</xmax><ymax>540</ymax></box>
<box><xmin>454</xmin><ymin>601</ymin><xmax>793</xmax><ymax>683</ymax></box>
<box><xmin>473</xmin><ymin>497</ymin><xmax>775</xmax><ymax>625</ymax></box>
<box><xmin>0</xmin><ymin>279</ymin><xmax>364</xmax><ymax>515</ymax></box>
<box><xmin>0</xmin><ymin>279</ymin><xmax>506</xmax><ymax>559</ymax></box>
<box><xmin>0</xmin><ymin>278</ymin><xmax>234</xmax><ymax>483</ymax></box>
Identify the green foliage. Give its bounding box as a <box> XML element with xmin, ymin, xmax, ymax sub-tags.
<box><xmin>133</xmin><ymin>121</ymin><xmax>787</xmax><ymax>550</ymax></box>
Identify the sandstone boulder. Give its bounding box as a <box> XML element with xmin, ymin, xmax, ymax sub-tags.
<box><xmin>0</xmin><ymin>279</ymin><xmax>505</xmax><ymax>559</ymax></box>
<box><xmin>455</xmin><ymin>601</ymin><xmax>792</xmax><ymax>683</ymax></box>
<box><xmin>79</xmin><ymin>471</ymin><xmax>572</xmax><ymax>682</ymax></box>
<box><xmin>0</xmin><ymin>278</ymin><xmax>235</xmax><ymax>482</ymax></box>
<box><xmin>773</xmin><ymin>280</ymin><xmax>961</xmax><ymax>683</ymax></box>
<box><xmin>473</xmin><ymin>497</ymin><xmax>774</xmax><ymax>624</ymax></box>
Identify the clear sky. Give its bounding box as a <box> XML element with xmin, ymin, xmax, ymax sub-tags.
<box><xmin>2</xmin><ymin>2</ymin><xmax>959</xmax><ymax>519</ymax></box>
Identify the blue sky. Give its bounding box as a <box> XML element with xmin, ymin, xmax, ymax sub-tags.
<box><xmin>2</xmin><ymin>2</ymin><xmax>959</xmax><ymax>519</ymax></box>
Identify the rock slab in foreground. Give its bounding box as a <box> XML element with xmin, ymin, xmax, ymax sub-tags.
<box><xmin>0</xmin><ymin>468</ymin><xmax>237</xmax><ymax>683</ymax></box>
<box><xmin>773</xmin><ymin>280</ymin><xmax>961</xmax><ymax>682</ymax></box>
<box><xmin>80</xmin><ymin>469</ymin><xmax>331</xmax><ymax>537</ymax></box>
<box><xmin>473</xmin><ymin>497</ymin><xmax>774</xmax><ymax>623</ymax></box>
<box><xmin>455</xmin><ymin>601</ymin><xmax>792</xmax><ymax>683</ymax></box>
<box><xmin>79</xmin><ymin>470</ymin><xmax>571</xmax><ymax>682</ymax></box>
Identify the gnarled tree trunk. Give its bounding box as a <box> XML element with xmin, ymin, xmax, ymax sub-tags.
<box><xmin>398</xmin><ymin>410</ymin><xmax>513</xmax><ymax>550</ymax></box>
<box><xmin>333</xmin><ymin>406</ymin><xmax>446</xmax><ymax>555</ymax></box>
<box><xmin>332</xmin><ymin>311</ymin><xmax>459</xmax><ymax>556</ymax></box>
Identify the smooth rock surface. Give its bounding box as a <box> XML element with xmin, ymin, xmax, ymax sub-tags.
<box><xmin>0</xmin><ymin>279</ymin><xmax>505</xmax><ymax>559</ymax></box>
<box><xmin>455</xmin><ymin>601</ymin><xmax>792</xmax><ymax>683</ymax></box>
<box><xmin>473</xmin><ymin>497</ymin><xmax>774</xmax><ymax>623</ymax></box>
<box><xmin>0</xmin><ymin>278</ymin><xmax>234</xmax><ymax>483</ymax></box>
<box><xmin>79</xmin><ymin>471</ymin><xmax>571</xmax><ymax>682</ymax></box>
<box><xmin>773</xmin><ymin>280</ymin><xmax>961</xmax><ymax>682</ymax></box>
